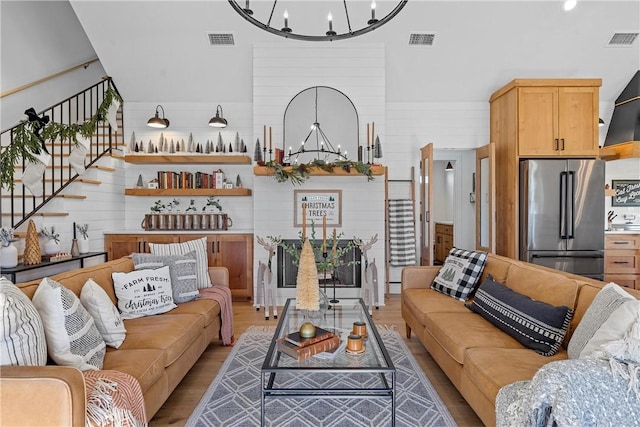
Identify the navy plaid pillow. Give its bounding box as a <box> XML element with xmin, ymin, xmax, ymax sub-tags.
<box><xmin>431</xmin><ymin>247</ymin><xmax>487</xmax><ymax>301</ymax></box>
<box><xmin>466</xmin><ymin>275</ymin><xmax>574</xmax><ymax>356</ymax></box>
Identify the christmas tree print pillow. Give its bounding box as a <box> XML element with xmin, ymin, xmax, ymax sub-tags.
<box><xmin>112</xmin><ymin>266</ymin><xmax>177</xmax><ymax>319</ymax></box>
<box><xmin>431</xmin><ymin>247</ymin><xmax>488</xmax><ymax>301</ymax></box>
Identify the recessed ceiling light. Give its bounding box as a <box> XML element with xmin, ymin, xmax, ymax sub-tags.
<box><xmin>562</xmin><ymin>0</ymin><xmax>577</xmax><ymax>11</ymax></box>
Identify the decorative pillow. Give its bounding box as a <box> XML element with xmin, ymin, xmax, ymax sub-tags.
<box><xmin>112</xmin><ymin>266</ymin><xmax>177</xmax><ymax>319</ymax></box>
<box><xmin>32</xmin><ymin>277</ymin><xmax>106</xmax><ymax>371</ymax></box>
<box><xmin>466</xmin><ymin>275</ymin><xmax>574</xmax><ymax>356</ymax></box>
<box><xmin>567</xmin><ymin>282</ymin><xmax>636</xmax><ymax>359</ymax></box>
<box><xmin>132</xmin><ymin>251</ymin><xmax>199</xmax><ymax>303</ymax></box>
<box><xmin>0</xmin><ymin>278</ymin><xmax>47</xmax><ymax>366</ymax></box>
<box><xmin>80</xmin><ymin>278</ymin><xmax>126</xmax><ymax>348</ymax></box>
<box><xmin>579</xmin><ymin>298</ymin><xmax>640</xmax><ymax>359</ymax></box>
<box><xmin>431</xmin><ymin>247</ymin><xmax>488</xmax><ymax>301</ymax></box>
<box><xmin>149</xmin><ymin>237</ymin><xmax>211</xmax><ymax>289</ymax></box>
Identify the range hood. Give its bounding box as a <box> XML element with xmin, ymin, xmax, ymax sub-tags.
<box><xmin>600</xmin><ymin>70</ymin><xmax>640</xmax><ymax>159</ymax></box>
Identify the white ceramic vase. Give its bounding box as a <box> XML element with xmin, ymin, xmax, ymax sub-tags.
<box><xmin>77</xmin><ymin>237</ymin><xmax>90</xmax><ymax>254</ymax></box>
<box><xmin>1</xmin><ymin>243</ymin><xmax>18</xmax><ymax>268</ymax></box>
<box><xmin>44</xmin><ymin>239</ymin><xmax>60</xmax><ymax>255</ymax></box>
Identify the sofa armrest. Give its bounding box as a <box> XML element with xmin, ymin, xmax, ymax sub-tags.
<box><xmin>401</xmin><ymin>266</ymin><xmax>440</xmax><ymax>291</ymax></box>
<box><xmin>209</xmin><ymin>266</ymin><xmax>229</xmax><ymax>287</ymax></box>
<box><xmin>0</xmin><ymin>365</ymin><xmax>86</xmax><ymax>426</ymax></box>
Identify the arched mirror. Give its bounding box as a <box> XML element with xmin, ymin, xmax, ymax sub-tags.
<box><xmin>283</xmin><ymin>86</ymin><xmax>359</xmax><ymax>164</ymax></box>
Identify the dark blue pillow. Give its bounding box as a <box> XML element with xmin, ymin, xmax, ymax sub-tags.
<box><xmin>466</xmin><ymin>275</ymin><xmax>573</xmax><ymax>356</ymax></box>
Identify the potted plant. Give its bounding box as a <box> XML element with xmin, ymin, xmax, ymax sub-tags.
<box><xmin>76</xmin><ymin>223</ymin><xmax>90</xmax><ymax>254</ymax></box>
<box><xmin>40</xmin><ymin>226</ymin><xmax>60</xmax><ymax>255</ymax></box>
<box><xmin>0</xmin><ymin>227</ymin><xmax>19</xmax><ymax>268</ymax></box>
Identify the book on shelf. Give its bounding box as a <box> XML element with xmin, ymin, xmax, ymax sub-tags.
<box><xmin>284</xmin><ymin>327</ymin><xmax>335</xmax><ymax>348</ymax></box>
<box><xmin>276</xmin><ymin>335</ymin><xmax>341</xmax><ymax>360</ymax></box>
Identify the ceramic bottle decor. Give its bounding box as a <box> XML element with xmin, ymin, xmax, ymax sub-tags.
<box><xmin>78</xmin><ymin>238</ymin><xmax>90</xmax><ymax>254</ymax></box>
<box><xmin>1</xmin><ymin>242</ymin><xmax>18</xmax><ymax>268</ymax></box>
<box><xmin>44</xmin><ymin>239</ymin><xmax>60</xmax><ymax>255</ymax></box>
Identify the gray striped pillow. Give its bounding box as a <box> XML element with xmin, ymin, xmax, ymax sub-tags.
<box><xmin>567</xmin><ymin>282</ymin><xmax>635</xmax><ymax>359</ymax></box>
<box><xmin>149</xmin><ymin>237</ymin><xmax>212</xmax><ymax>289</ymax></box>
<box><xmin>132</xmin><ymin>251</ymin><xmax>199</xmax><ymax>303</ymax></box>
<box><xmin>0</xmin><ymin>278</ymin><xmax>47</xmax><ymax>366</ymax></box>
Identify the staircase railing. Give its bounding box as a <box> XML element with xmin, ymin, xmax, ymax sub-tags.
<box><xmin>0</xmin><ymin>78</ymin><xmax>123</xmax><ymax>229</ymax></box>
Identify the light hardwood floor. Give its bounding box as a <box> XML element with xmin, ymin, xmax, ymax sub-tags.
<box><xmin>150</xmin><ymin>295</ymin><xmax>483</xmax><ymax>426</ymax></box>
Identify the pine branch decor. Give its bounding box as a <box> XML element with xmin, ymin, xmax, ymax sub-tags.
<box><xmin>262</xmin><ymin>159</ymin><xmax>374</xmax><ymax>185</ymax></box>
<box><xmin>295</xmin><ymin>239</ymin><xmax>320</xmax><ymax>311</ymax></box>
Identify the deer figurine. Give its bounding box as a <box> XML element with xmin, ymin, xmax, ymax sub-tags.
<box><xmin>256</xmin><ymin>235</ymin><xmax>281</xmax><ymax>320</ymax></box>
<box><xmin>354</xmin><ymin>234</ymin><xmax>379</xmax><ymax>315</ymax></box>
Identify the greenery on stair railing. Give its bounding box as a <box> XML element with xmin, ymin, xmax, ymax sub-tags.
<box><xmin>260</xmin><ymin>158</ymin><xmax>374</xmax><ymax>185</ymax></box>
<box><xmin>0</xmin><ymin>85</ymin><xmax>122</xmax><ymax>190</ymax></box>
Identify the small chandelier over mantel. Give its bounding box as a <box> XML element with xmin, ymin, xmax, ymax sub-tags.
<box><xmin>228</xmin><ymin>0</ymin><xmax>408</xmax><ymax>42</ymax></box>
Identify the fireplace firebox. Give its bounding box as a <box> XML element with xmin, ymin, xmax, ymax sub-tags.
<box><xmin>277</xmin><ymin>239</ymin><xmax>362</xmax><ymax>289</ymax></box>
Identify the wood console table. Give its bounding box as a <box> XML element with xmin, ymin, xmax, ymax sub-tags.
<box><xmin>1</xmin><ymin>251</ymin><xmax>108</xmax><ymax>283</ymax></box>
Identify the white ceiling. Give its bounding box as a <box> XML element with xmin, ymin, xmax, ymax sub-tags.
<box><xmin>70</xmin><ymin>0</ymin><xmax>639</xmax><ymax>104</ymax></box>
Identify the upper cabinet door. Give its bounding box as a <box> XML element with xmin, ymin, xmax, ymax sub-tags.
<box><xmin>518</xmin><ymin>87</ymin><xmax>559</xmax><ymax>156</ymax></box>
<box><xmin>557</xmin><ymin>86</ymin><xmax>599</xmax><ymax>156</ymax></box>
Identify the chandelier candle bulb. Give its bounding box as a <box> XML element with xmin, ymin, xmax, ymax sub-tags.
<box><xmin>284</xmin><ymin>10</ymin><xmax>288</xmax><ymax>28</ymax></box>
<box><xmin>328</xmin><ymin>12</ymin><xmax>333</xmax><ymax>31</ymax></box>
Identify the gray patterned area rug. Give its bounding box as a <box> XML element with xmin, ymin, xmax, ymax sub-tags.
<box><xmin>187</xmin><ymin>327</ymin><xmax>457</xmax><ymax>427</ymax></box>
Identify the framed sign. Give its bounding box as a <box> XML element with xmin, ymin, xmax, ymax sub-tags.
<box><xmin>294</xmin><ymin>190</ymin><xmax>342</xmax><ymax>227</ymax></box>
<box><xmin>611</xmin><ymin>180</ymin><xmax>640</xmax><ymax>207</ymax></box>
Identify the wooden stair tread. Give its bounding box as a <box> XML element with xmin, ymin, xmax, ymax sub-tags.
<box><xmin>12</xmin><ymin>178</ymin><xmax>101</xmax><ymax>185</ymax></box>
<box><xmin>2</xmin><ymin>212</ymin><xmax>69</xmax><ymax>217</ymax></box>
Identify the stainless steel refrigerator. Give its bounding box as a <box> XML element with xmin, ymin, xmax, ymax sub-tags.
<box><xmin>519</xmin><ymin>159</ymin><xmax>605</xmax><ymax>280</ymax></box>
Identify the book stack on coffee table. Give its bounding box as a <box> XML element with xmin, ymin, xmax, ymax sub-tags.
<box><xmin>276</xmin><ymin>327</ymin><xmax>341</xmax><ymax>360</ymax></box>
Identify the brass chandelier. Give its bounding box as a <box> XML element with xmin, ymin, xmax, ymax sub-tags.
<box><xmin>228</xmin><ymin>0</ymin><xmax>408</xmax><ymax>42</ymax></box>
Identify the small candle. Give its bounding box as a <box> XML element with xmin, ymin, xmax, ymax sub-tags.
<box><xmin>332</xmin><ymin>228</ymin><xmax>337</xmax><ymax>260</ymax></box>
<box><xmin>302</xmin><ymin>203</ymin><xmax>306</xmax><ymax>240</ymax></box>
<box><xmin>269</xmin><ymin>126</ymin><xmax>272</xmax><ymax>150</ymax></box>
<box><xmin>366</xmin><ymin>123</ymin><xmax>370</xmax><ymax>148</ymax></box>
<box><xmin>263</xmin><ymin>125</ymin><xmax>266</xmax><ymax>150</ymax></box>
<box><xmin>73</xmin><ymin>222</ymin><xmax>76</xmax><ymax>239</ymax></box>
<box><xmin>322</xmin><ymin>215</ymin><xmax>327</xmax><ymax>246</ymax></box>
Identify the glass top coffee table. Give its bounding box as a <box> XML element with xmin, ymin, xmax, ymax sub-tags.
<box><xmin>261</xmin><ymin>298</ymin><xmax>396</xmax><ymax>426</ymax></box>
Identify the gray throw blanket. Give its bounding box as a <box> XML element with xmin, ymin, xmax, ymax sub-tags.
<box><xmin>496</xmin><ymin>358</ymin><xmax>640</xmax><ymax>427</ymax></box>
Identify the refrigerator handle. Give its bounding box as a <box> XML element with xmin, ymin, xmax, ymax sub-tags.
<box><xmin>567</xmin><ymin>171</ymin><xmax>575</xmax><ymax>239</ymax></box>
<box><xmin>559</xmin><ymin>171</ymin><xmax>568</xmax><ymax>239</ymax></box>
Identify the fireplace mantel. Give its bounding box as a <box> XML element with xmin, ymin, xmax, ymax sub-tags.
<box><xmin>253</xmin><ymin>165</ymin><xmax>385</xmax><ymax>176</ymax></box>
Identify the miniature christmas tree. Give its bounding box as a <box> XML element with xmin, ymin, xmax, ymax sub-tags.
<box><xmin>136</xmin><ymin>174</ymin><xmax>144</xmax><ymax>188</ymax></box>
<box><xmin>147</xmin><ymin>139</ymin><xmax>154</xmax><ymax>153</ymax></box>
<box><xmin>159</xmin><ymin>132</ymin><xmax>164</xmax><ymax>151</ymax></box>
<box><xmin>23</xmin><ymin>220</ymin><xmax>41</xmax><ymax>265</ymax></box>
<box><xmin>129</xmin><ymin>131</ymin><xmax>136</xmax><ymax>152</ymax></box>
<box><xmin>169</xmin><ymin>139</ymin><xmax>175</xmax><ymax>153</ymax></box>
<box><xmin>234</xmin><ymin>132</ymin><xmax>240</xmax><ymax>152</ymax></box>
<box><xmin>217</xmin><ymin>132</ymin><xmax>224</xmax><ymax>152</ymax></box>
<box><xmin>228</xmin><ymin>142</ymin><xmax>233</xmax><ymax>153</ymax></box>
<box><xmin>241</xmin><ymin>138</ymin><xmax>247</xmax><ymax>153</ymax></box>
<box><xmin>295</xmin><ymin>239</ymin><xmax>320</xmax><ymax>311</ymax></box>
<box><xmin>254</xmin><ymin>138</ymin><xmax>263</xmax><ymax>162</ymax></box>
<box><xmin>235</xmin><ymin>174</ymin><xmax>242</xmax><ymax>188</ymax></box>
<box><xmin>205</xmin><ymin>139</ymin><xmax>210</xmax><ymax>154</ymax></box>
<box><xmin>374</xmin><ymin>136</ymin><xmax>382</xmax><ymax>158</ymax></box>
<box><xmin>188</xmin><ymin>133</ymin><xmax>194</xmax><ymax>151</ymax></box>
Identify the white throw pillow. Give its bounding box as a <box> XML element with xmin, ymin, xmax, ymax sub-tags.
<box><xmin>80</xmin><ymin>278</ymin><xmax>127</xmax><ymax>348</ymax></box>
<box><xmin>149</xmin><ymin>237</ymin><xmax>212</xmax><ymax>289</ymax></box>
<box><xmin>132</xmin><ymin>252</ymin><xmax>199</xmax><ymax>303</ymax></box>
<box><xmin>32</xmin><ymin>277</ymin><xmax>106</xmax><ymax>371</ymax></box>
<box><xmin>112</xmin><ymin>266</ymin><xmax>177</xmax><ymax>319</ymax></box>
<box><xmin>0</xmin><ymin>277</ymin><xmax>47</xmax><ymax>366</ymax></box>
<box><xmin>580</xmin><ymin>298</ymin><xmax>640</xmax><ymax>359</ymax></box>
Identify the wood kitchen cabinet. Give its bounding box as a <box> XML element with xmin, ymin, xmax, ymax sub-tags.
<box><xmin>604</xmin><ymin>233</ymin><xmax>640</xmax><ymax>289</ymax></box>
<box><xmin>434</xmin><ymin>223</ymin><xmax>454</xmax><ymax>264</ymax></box>
<box><xmin>489</xmin><ymin>78</ymin><xmax>601</xmax><ymax>258</ymax></box>
<box><xmin>105</xmin><ymin>232</ymin><xmax>253</xmax><ymax>300</ymax></box>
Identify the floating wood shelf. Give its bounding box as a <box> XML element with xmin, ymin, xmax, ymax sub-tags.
<box><xmin>124</xmin><ymin>154</ymin><xmax>252</xmax><ymax>164</ymax></box>
<box><xmin>599</xmin><ymin>141</ymin><xmax>640</xmax><ymax>161</ymax></box>
<box><xmin>124</xmin><ymin>188</ymin><xmax>252</xmax><ymax>196</ymax></box>
<box><xmin>253</xmin><ymin>165</ymin><xmax>385</xmax><ymax>177</ymax></box>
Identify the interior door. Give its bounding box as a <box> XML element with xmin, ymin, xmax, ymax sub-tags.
<box><xmin>420</xmin><ymin>143</ymin><xmax>434</xmax><ymax>265</ymax></box>
<box><xmin>475</xmin><ymin>144</ymin><xmax>496</xmax><ymax>253</ymax></box>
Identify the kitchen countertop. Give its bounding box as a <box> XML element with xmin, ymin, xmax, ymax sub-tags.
<box><xmin>435</xmin><ymin>221</ymin><xmax>454</xmax><ymax>225</ymax></box>
<box><xmin>605</xmin><ymin>230</ymin><xmax>640</xmax><ymax>235</ymax></box>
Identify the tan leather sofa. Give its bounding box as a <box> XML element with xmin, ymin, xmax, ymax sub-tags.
<box><xmin>401</xmin><ymin>253</ymin><xmax>640</xmax><ymax>426</ymax></box>
<box><xmin>0</xmin><ymin>257</ymin><xmax>230</xmax><ymax>426</ymax></box>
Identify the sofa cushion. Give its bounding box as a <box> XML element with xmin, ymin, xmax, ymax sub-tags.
<box><xmin>0</xmin><ymin>277</ymin><xmax>47</xmax><ymax>366</ymax></box>
<box><xmin>103</xmin><ymin>348</ymin><xmax>166</xmax><ymax>393</ymax></box>
<box><xmin>132</xmin><ymin>252</ymin><xmax>199</xmax><ymax>304</ymax></box>
<box><xmin>424</xmin><ymin>312</ymin><xmax>524</xmax><ymax>364</ymax></box>
<box><xmin>504</xmin><ymin>262</ymin><xmax>578</xmax><ymax>308</ymax></box>
<box><xmin>149</xmin><ymin>237</ymin><xmax>212</xmax><ymax>289</ymax></box>
<box><xmin>80</xmin><ymin>278</ymin><xmax>127</xmax><ymax>348</ymax></box>
<box><xmin>568</xmin><ymin>282</ymin><xmax>636</xmax><ymax>359</ymax></box>
<box><xmin>403</xmin><ymin>288</ymin><xmax>470</xmax><ymax>324</ymax></box>
<box><xmin>118</xmin><ymin>313</ymin><xmax>204</xmax><ymax>367</ymax></box>
<box><xmin>431</xmin><ymin>248</ymin><xmax>488</xmax><ymax>301</ymax></box>
<box><xmin>112</xmin><ymin>267</ymin><xmax>177</xmax><ymax>319</ymax></box>
<box><xmin>463</xmin><ymin>347</ymin><xmax>568</xmax><ymax>403</ymax></box>
<box><xmin>32</xmin><ymin>277</ymin><xmax>106</xmax><ymax>371</ymax></box>
<box><xmin>164</xmin><ymin>297</ymin><xmax>221</xmax><ymax>327</ymax></box>
<box><xmin>466</xmin><ymin>276</ymin><xmax>573</xmax><ymax>356</ymax></box>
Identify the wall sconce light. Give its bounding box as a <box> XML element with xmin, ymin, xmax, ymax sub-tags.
<box><xmin>208</xmin><ymin>105</ymin><xmax>228</xmax><ymax>128</ymax></box>
<box><xmin>147</xmin><ymin>105</ymin><xmax>170</xmax><ymax>128</ymax></box>
<box><xmin>598</xmin><ymin>118</ymin><xmax>605</xmax><ymax>127</ymax></box>
<box><xmin>445</xmin><ymin>161</ymin><xmax>454</xmax><ymax>171</ymax></box>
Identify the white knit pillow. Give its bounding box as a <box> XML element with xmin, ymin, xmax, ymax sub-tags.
<box><xmin>80</xmin><ymin>278</ymin><xmax>127</xmax><ymax>348</ymax></box>
<box><xmin>32</xmin><ymin>277</ymin><xmax>106</xmax><ymax>371</ymax></box>
<box><xmin>149</xmin><ymin>237</ymin><xmax>212</xmax><ymax>289</ymax></box>
<box><xmin>0</xmin><ymin>278</ymin><xmax>47</xmax><ymax>366</ymax></box>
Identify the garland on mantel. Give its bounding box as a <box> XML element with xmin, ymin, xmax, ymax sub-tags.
<box><xmin>260</xmin><ymin>159</ymin><xmax>374</xmax><ymax>185</ymax></box>
<box><xmin>0</xmin><ymin>86</ymin><xmax>122</xmax><ymax>190</ymax></box>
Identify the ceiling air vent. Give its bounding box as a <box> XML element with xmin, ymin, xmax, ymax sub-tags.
<box><xmin>608</xmin><ymin>32</ymin><xmax>638</xmax><ymax>46</ymax></box>
<box><xmin>208</xmin><ymin>33</ymin><xmax>235</xmax><ymax>46</ymax></box>
<box><xmin>409</xmin><ymin>33</ymin><xmax>435</xmax><ymax>46</ymax></box>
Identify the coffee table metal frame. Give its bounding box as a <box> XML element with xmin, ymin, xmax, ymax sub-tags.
<box><xmin>260</xmin><ymin>298</ymin><xmax>396</xmax><ymax>426</ymax></box>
